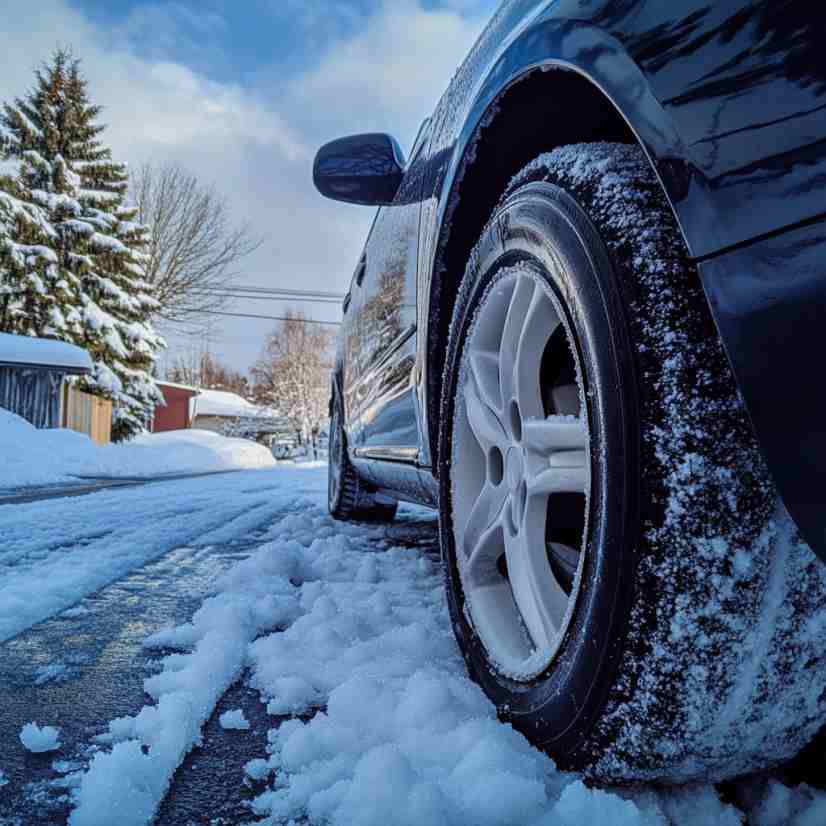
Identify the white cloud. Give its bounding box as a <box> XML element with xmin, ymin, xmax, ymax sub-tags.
<box><xmin>0</xmin><ymin>0</ymin><xmax>490</xmax><ymax>370</ymax></box>
<box><xmin>286</xmin><ymin>0</ymin><xmax>485</xmax><ymax>150</ymax></box>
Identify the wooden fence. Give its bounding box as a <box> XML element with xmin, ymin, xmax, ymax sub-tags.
<box><xmin>61</xmin><ymin>384</ymin><xmax>112</xmax><ymax>445</ymax></box>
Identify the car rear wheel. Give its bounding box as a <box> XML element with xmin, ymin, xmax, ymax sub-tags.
<box><xmin>438</xmin><ymin>143</ymin><xmax>826</xmax><ymax>782</ymax></box>
<box><xmin>328</xmin><ymin>391</ymin><xmax>398</xmax><ymax>523</ymax></box>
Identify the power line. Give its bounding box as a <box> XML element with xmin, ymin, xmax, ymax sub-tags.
<box><xmin>200</xmin><ymin>285</ymin><xmax>346</xmax><ymax>300</ymax></box>
<box><xmin>202</xmin><ymin>309</ymin><xmax>341</xmax><ymax>326</ymax></box>
<box><xmin>191</xmin><ymin>291</ymin><xmax>343</xmax><ymax>305</ymax></box>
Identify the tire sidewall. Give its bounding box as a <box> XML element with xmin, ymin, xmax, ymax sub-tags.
<box><xmin>438</xmin><ymin>181</ymin><xmax>641</xmax><ymax>762</ymax></box>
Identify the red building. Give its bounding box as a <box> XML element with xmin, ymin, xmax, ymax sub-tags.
<box><xmin>152</xmin><ymin>381</ymin><xmax>200</xmax><ymax>433</ymax></box>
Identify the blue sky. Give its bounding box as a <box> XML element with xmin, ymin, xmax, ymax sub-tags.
<box><xmin>3</xmin><ymin>0</ymin><xmax>499</xmax><ymax>371</ymax></box>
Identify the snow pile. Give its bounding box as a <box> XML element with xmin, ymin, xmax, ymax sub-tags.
<box><xmin>19</xmin><ymin>722</ymin><xmax>61</xmax><ymax>753</ymax></box>
<box><xmin>0</xmin><ymin>408</ymin><xmax>275</xmax><ymax>489</ymax></box>
<box><xmin>219</xmin><ymin>709</ymin><xmax>250</xmax><ymax>731</ymax></box>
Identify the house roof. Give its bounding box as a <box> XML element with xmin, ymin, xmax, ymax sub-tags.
<box><xmin>0</xmin><ymin>333</ymin><xmax>92</xmax><ymax>373</ymax></box>
<box><xmin>192</xmin><ymin>389</ymin><xmax>275</xmax><ymax>420</ymax></box>
<box><xmin>156</xmin><ymin>380</ymin><xmax>201</xmax><ymax>394</ymax></box>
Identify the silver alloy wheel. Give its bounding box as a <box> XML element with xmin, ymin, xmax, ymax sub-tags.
<box><xmin>451</xmin><ymin>265</ymin><xmax>591</xmax><ymax>681</ymax></box>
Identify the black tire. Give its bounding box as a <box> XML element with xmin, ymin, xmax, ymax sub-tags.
<box><xmin>328</xmin><ymin>390</ymin><xmax>398</xmax><ymax>523</ymax></box>
<box><xmin>438</xmin><ymin>142</ymin><xmax>826</xmax><ymax>782</ymax></box>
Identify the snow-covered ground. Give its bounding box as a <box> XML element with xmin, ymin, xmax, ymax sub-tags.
<box><xmin>0</xmin><ymin>408</ymin><xmax>275</xmax><ymax>489</ymax></box>
<box><xmin>1</xmin><ymin>464</ymin><xmax>824</xmax><ymax>825</ymax></box>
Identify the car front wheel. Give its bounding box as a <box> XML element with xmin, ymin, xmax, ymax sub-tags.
<box><xmin>438</xmin><ymin>143</ymin><xmax>826</xmax><ymax>782</ymax></box>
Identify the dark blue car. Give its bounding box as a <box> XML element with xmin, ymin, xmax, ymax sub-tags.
<box><xmin>315</xmin><ymin>1</ymin><xmax>826</xmax><ymax>783</ymax></box>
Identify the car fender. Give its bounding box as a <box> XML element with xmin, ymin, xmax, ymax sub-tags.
<box><xmin>421</xmin><ymin>6</ymin><xmax>826</xmax><ymax>559</ymax></box>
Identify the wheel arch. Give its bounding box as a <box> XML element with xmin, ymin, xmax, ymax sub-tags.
<box><xmin>424</xmin><ymin>19</ymin><xmax>705</xmax><ymax>470</ymax></box>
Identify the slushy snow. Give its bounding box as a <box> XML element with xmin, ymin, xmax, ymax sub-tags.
<box><xmin>19</xmin><ymin>722</ymin><xmax>61</xmax><ymax>753</ymax></box>
<box><xmin>218</xmin><ymin>709</ymin><xmax>250</xmax><ymax>731</ymax></box>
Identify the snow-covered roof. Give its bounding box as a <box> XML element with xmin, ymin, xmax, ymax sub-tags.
<box><xmin>156</xmin><ymin>380</ymin><xmax>200</xmax><ymax>394</ymax></box>
<box><xmin>0</xmin><ymin>332</ymin><xmax>92</xmax><ymax>373</ymax></box>
<box><xmin>191</xmin><ymin>389</ymin><xmax>272</xmax><ymax>420</ymax></box>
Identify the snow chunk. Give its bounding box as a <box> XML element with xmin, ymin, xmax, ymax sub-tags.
<box><xmin>19</xmin><ymin>722</ymin><xmax>61</xmax><ymax>753</ymax></box>
<box><xmin>219</xmin><ymin>709</ymin><xmax>250</xmax><ymax>731</ymax></box>
<box><xmin>244</xmin><ymin>758</ymin><xmax>272</xmax><ymax>781</ymax></box>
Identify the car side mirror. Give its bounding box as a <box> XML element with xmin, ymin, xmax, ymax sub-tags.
<box><xmin>313</xmin><ymin>133</ymin><xmax>405</xmax><ymax>206</ymax></box>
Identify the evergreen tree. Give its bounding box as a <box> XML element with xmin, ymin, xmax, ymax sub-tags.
<box><xmin>0</xmin><ymin>49</ymin><xmax>165</xmax><ymax>440</ymax></box>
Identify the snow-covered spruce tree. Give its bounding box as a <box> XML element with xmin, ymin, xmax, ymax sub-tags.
<box><xmin>0</xmin><ymin>50</ymin><xmax>164</xmax><ymax>440</ymax></box>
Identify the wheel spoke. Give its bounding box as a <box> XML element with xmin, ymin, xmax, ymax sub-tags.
<box><xmin>464</xmin><ymin>376</ymin><xmax>507</xmax><ymax>452</ymax></box>
<box><xmin>523</xmin><ymin>415</ymin><xmax>587</xmax><ymax>456</ymax></box>
<box><xmin>528</xmin><ymin>452</ymin><xmax>588</xmax><ymax>496</ymax></box>
<box><xmin>499</xmin><ymin>276</ymin><xmax>535</xmax><ymax>410</ymax></box>
<box><xmin>464</xmin><ymin>500</ymin><xmax>505</xmax><ymax>587</ymax></box>
<box><xmin>504</xmin><ymin>502</ymin><xmax>567</xmax><ymax>651</ymax></box>
<box><xmin>513</xmin><ymin>283</ymin><xmax>560</xmax><ymax>419</ymax></box>
<box><xmin>468</xmin><ymin>348</ymin><xmax>502</xmax><ymax>414</ymax></box>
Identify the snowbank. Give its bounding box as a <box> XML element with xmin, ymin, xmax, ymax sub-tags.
<box><xmin>20</xmin><ymin>722</ymin><xmax>61</xmax><ymax>753</ymax></box>
<box><xmin>0</xmin><ymin>408</ymin><xmax>275</xmax><ymax>489</ymax></box>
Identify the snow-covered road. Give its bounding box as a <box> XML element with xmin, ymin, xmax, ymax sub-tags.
<box><xmin>0</xmin><ymin>466</ymin><xmax>823</xmax><ymax>826</ymax></box>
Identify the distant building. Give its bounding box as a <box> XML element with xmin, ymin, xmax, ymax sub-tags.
<box><xmin>152</xmin><ymin>381</ymin><xmax>200</xmax><ymax>433</ymax></box>
<box><xmin>191</xmin><ymin>389</ymin><xmax>290</xmax><ymax>442</ymax></box>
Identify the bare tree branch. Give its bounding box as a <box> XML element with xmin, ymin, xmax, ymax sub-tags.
<box><xmin>133</xmin><ymin>161</ymin><xmax>263</xmax><ymax>331</ymax></box>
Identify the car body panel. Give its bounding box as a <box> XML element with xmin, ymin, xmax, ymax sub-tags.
<box><xmin>700</xmin><ymin>223</ymin><xmax>826</xmax><ymax>556</ymax></box>
<box><xmin>333</xmin><ymin>0</ymin><xmax>826</xmax><ymax>557</ymax></box>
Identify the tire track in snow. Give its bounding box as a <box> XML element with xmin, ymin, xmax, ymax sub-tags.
<box><xmin>0</xmin><ymin>470</ymin><xmax>301</xmax><ymax>642</ymax></box>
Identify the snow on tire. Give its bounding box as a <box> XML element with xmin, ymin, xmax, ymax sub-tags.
<box><xmin>438</xmin><ymin>142</ymin><xmax>826</xmax><ymax>782</ymax></box>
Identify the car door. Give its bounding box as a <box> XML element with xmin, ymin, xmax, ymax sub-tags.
<box><xmin>349</xmin><ymin>120</ymin><xmax>430</xmax><ymax>462</ymax></box>
<box><xmin>338</xmin><ymin>244</ymin><xmax>371</xmax><ymax>444</ymax></box>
